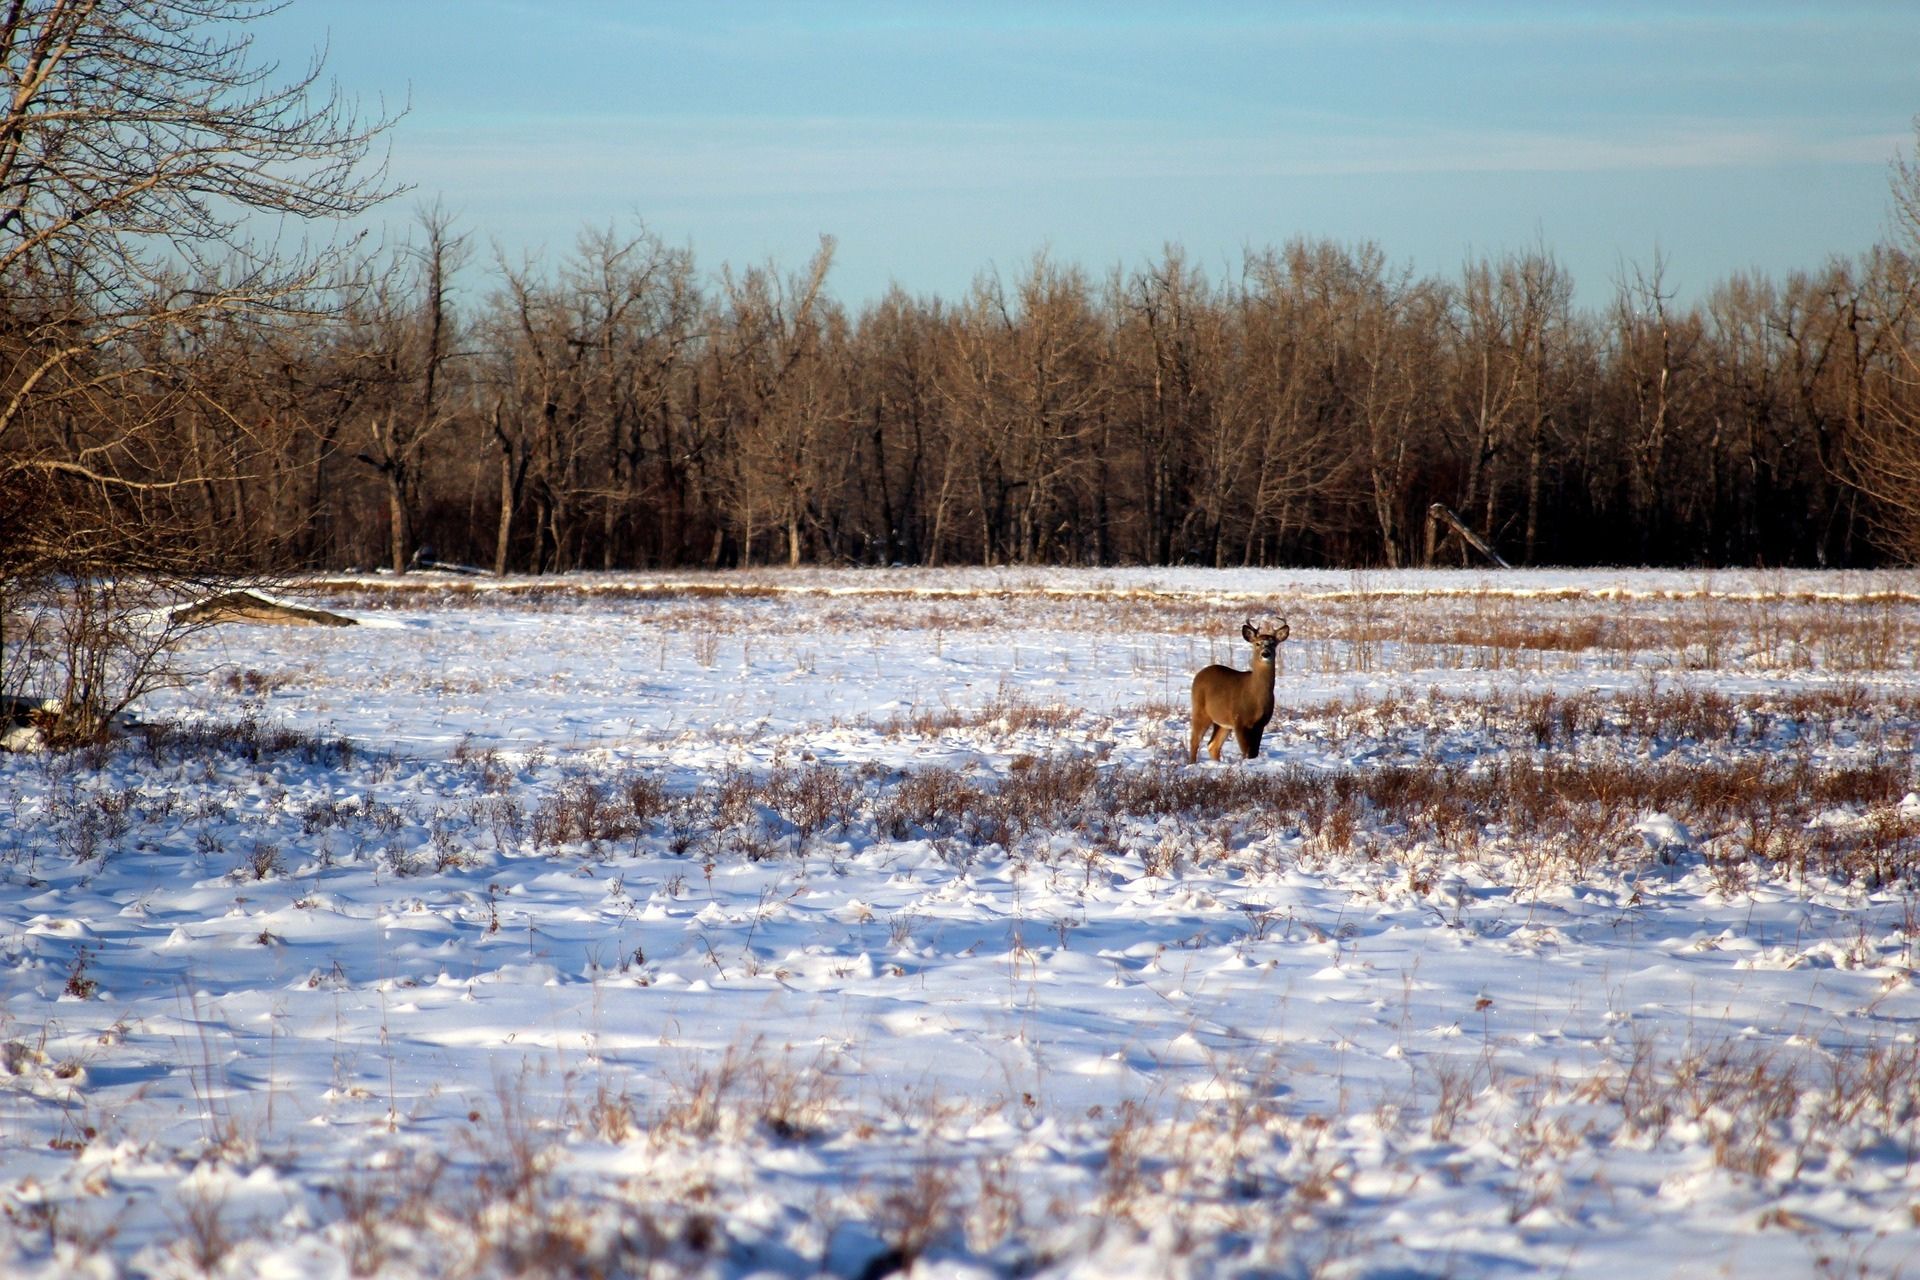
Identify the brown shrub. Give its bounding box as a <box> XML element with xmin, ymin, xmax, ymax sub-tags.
<box><xmin>877</xmin><ymin>767</ymin><xmax>987</xmax><ymax>840</ymax></box>
<box><xmin>529</xmin><ymin>770</ymin><xmax>669</xmax><ymax>850</ymax></box>
<box><xmin>764</xmin><ymin>762</ymin><xmax>858</xmax><ymax>843</ymax></box>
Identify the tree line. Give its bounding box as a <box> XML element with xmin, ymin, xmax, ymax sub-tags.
<box><xmin>31</xmin><ymin>219</ymin><xmax>1920</xmax><ymax>574</ymax></box>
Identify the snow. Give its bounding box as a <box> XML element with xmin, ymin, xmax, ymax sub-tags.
<box><xmin>2</xmin><ymin>567</ymin><xmax>1918</xmax><ymax>1278</ymax></box>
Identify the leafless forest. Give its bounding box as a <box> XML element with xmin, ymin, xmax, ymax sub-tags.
<box><xmin>23</xmin><ymin>216</ymin><xmax>1920</xmax><ymax>576</ymax></box>
<box><xmin>8</xmin><ymin>3</ymin><xmax>1920</xmax><ymax>582</ymax></box>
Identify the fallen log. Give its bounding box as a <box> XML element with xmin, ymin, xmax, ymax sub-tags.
<box><xmin>171</xmin><ymin>590</ymin><xmax>358</xmax><ymax>628</ymax></box>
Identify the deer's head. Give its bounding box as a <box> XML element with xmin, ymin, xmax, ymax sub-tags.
<box><xmin>1240</xmin><ymin>618</ymin><xmax>1290</xmax><ymax>664</ymax></box>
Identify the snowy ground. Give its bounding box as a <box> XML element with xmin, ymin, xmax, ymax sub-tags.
<box><xmin>2</xmin><ymin>567</ymin><xmax>1917</xmax><ymax>1278</ymax></box>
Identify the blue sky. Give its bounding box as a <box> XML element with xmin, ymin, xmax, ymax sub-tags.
<box><xmin>258</xmin><ymin>1</ymin><xmax>1920</xmax><ymax>309</ymax></box>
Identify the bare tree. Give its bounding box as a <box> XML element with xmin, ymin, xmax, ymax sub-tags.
<box><xmin>1353</xmin><ymin>269</ymin><xmax>1446</xmax><ymax>568</ymax></box>
<box><xmin>1844</xmin><ymin>123</ymin><xmax>1920</xmax><ymax>560</ymax></box>
<box><xmin>1115</xmin><ymin>246</ymin><xmax>1213</xmax><ymax>563</ymax></box>
<box><xmin>353</xmin><ymin>205</ymin><xmax>470</xmax><ymax>573</ymax></box>
<box><xmin>486</xmin><ymin>251</ymin><xmax>576</xmax><ymax>573</ymax></box>
<box><xmin>1227</xmin><ymin>243</ymin><xmax>1365</xmax><ymax>564</ymax></box>
<box><xmin>710</xmin><ymin>237</ymin><xmax>841</xmax><ymax>566</ymax></box>
<box><xmin>0</xmin><ymin>0</ymin><xmax>398</xmax><ymax>739</ymax></box>
<box><xmin>1847</xmin><ymin>258</ymin><xmax>1920</xmax><ymax>560</ymax></box>
<box><xmin>942</xmin><ymin>255</ymin><xmax>1103</xmax><ymax>564</ymax></box>
<box><xmin>1450</xmin><ymin>251</ymin><xmax>1575</xmax><ymax>562</ymax></box>
<box><xmin>1608</xmin><ymin>253</ymin><xmax>1705</xmax><ymax>559</ymax></box>
<box><xmin>850</xmin><ymin>287</ymin><xmax>948</xmax><ymax>564</ymax></box>
<box><xmin>1698</xmin><ymin>271</ymin><xmax>1780</xmax><ymax>560</ymax></box>
<box><xmin>2</xmin><ymin>0</ymin><xmax>397</xmax><ymax>494</ymax></box>
<box><xmin>565</xmin><ymin>225</ymin><xmax>699</xmax><ymax>568</ymax></box>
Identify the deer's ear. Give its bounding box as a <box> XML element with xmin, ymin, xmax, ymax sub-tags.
<box><xmin>1241</xmin><ymin>622</ymin><xmax>1257</xmax><ymax>642</ymax></box>
<box><xmin>1276</xmin><ymin>621</ymin><xmax>1291</xmax><ymax>642</ymax></box>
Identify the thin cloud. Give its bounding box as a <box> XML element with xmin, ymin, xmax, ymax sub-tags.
<box><xmin>402</xmin><ymin>114</ymin><xmax>1902</xmax><ymax>205</ymax></box>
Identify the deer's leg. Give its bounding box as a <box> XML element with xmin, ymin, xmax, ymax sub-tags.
<box><xmin>1188</xmin><ymin>709</ymin><xmax>1208</xmax><ymax>763</ymax></box>
<box><xmin>1207</xmin><ymin>724</ymin><xmax>1226</xmax><ymax>760</ymax></box>
<box><xmin>1236</xmin><ymin>726</ymin><xmax>1262</xmax><ymax>759</ymax></box>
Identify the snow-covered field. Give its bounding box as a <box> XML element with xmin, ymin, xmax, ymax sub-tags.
<box><xmin>3</xmin><ymin>567</ymin><xmax>1918</xmax><ymax>1278</ymax></box>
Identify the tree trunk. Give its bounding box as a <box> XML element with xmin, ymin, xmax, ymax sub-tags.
<box><xmin>494</xmin><ymin>449</ymin><xmax>515</xmax><ymax>576</ymax></box>
<box><xmin>1524</xmin><ymin>426</ymin><xmax>1543</xmax><ymax>564</ymax></box>
<box><xmin>386</xmin><ymin>470</ymin><xmax>411</xmax><ymax>573</ymax></box>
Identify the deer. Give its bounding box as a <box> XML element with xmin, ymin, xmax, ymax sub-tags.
<box><xmin>1188</xmin><ymin>618</ymin><xmax>1290</xmax><ymax>763</ymax></box>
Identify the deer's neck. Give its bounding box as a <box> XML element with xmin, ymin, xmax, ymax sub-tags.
<box><xmin>1249</xmin><ymin>655</ymin><xmax>1276</xmax><ymax>698</ymax></box>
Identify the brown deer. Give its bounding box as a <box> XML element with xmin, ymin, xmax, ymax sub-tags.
<box><xmin>1188</xmin><ymin>618</ymin><xmax>1290</xmax><ymax>763</ymax></box>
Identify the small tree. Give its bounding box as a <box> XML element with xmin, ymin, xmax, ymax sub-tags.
<box><xmin>1844</xmin><ymin>120</ymin><xmax>1920</xmax><ymax>562</ymax></box>
<box><xmin>352</xmin><ymin>204</ymin><xmax>471</xmax><ymax>574</ymax></box>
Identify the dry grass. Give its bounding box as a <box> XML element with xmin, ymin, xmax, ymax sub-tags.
<box><xmin>653</xmin><ymin>1040</ymin><xmax>844</xmax><ymax>1145</ymax></box>
<box><xmin>137</xmin><ymin>715</ymin><xmax>354</xmax><ymax>768</ymax></box>
<box><xmin>321</xmin><ymin>1088</ymin><xmax>720</xmax><ymax>1279</ymax></box>
<box><xmin>486</xmin><ymin>733</ymin><xmax>1919</xmax><ymax>891</ymax></box>
<box><xmin>874</xmin><ymin>681</ymin><xmax>1079</xmax><ymax>741</ymax></box>
<box><xmin>300</xmin><ymin>574</ymin><xmax>1920</xmax><ymax>674</ymax></box>
<box><xmin>23</xmin><ymin>688</ymin><xmax>1919</xmax><ymax>892</ymax></box>
<box><xmin>20</xmin><ymin>1026</ymin><xmax>1906</xmax><ymax>1279</ymax></box>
